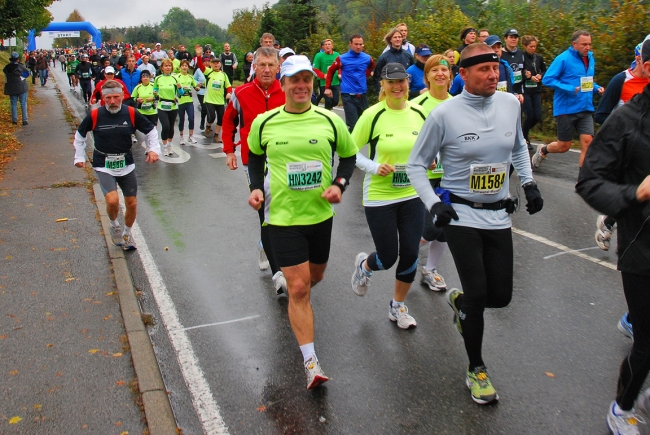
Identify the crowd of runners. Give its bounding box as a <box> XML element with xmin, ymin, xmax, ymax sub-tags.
<box><xmin>5</xmin><ymin>24</ymin><xmax>650</xmax><ymax>435</ymax></box>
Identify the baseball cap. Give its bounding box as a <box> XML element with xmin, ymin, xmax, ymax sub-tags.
<box><xmin>210</xmin><ymin>56</ymin><xmax>221</xmax><ymax>62</ymax></box>
<box><xmin>10</xmin><ymin>51</ymin><xmax>19</xmax><ymax>59</ymax></box>
<box><xmin>280</xmin><ymin>55</ymin><xmax>316</xmax><ymax>78</ymax></box>
<box><xmin>155</xmin><ymin>42</ymin><xmax>161</xmax><ymax>47</ymax></box>
<box><xmin>279</xmin><ymin>47</ymin><xmax>295</xmax><ymax>58</ymax></box>
<box><xmin>105</xmin><ymin>66</ymin><xmax>115</xmax><ymax>74</ymax></box>
<box><xmin>504</xmin><ymin>28</ymin><xmax>519</xmax><ymax>37</ymax></box>
<box><xmin>641</xmin><ymin>35</ymin><xmax>650</xmax><ymax>63</ymax></box>
<box><xmin>381</xmin><ymin>62</ymin><xmax>409</xmax><ymax>79</ymax></box>
<box><xmin>415</xmin><ymin>45</ymin><xmax>432</xmax><ymax>56</ymax></box>
<box><xmin>485</xmin><ymin>35</ymin><xmax>503</xmax><ymax>47</ymax></box>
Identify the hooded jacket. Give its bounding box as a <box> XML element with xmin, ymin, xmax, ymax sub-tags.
<box><xmin>373</xmin><ymin>46</ymin><xmax>414</xmax><ymax>95</ymax></box>
<box><xmin>3</xmin><ymin>60</ymin><xmax>29</xmax><ymax>96</ymax></box>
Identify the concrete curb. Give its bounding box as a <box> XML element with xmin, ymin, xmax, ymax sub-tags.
<box><xmin>52</xmin><ymin>72</ymin><xmax>178</xmax><ymax>435</ymax></box>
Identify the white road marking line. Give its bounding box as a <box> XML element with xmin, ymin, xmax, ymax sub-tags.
<box><xmin>512</xmin><ymin>227</ymin><xmax>616</xmax><ymax>270</ymax></box>
<box><xmin>209</xmin><ymin>152</ymin><xmax>227</xmax><ymax>159</ymax></box>
<box><xmin>119</xmin><ymin>193</ymin><xmax>229</xmax><ymax>434</ymax></box>
<box><xmin>174</xmin><ymin>315</ymin><xmax>261</xmax><ymax>332</ymax></box>
<box><xmin>543</xmin><ymin>246</ymin><xmax>601</xmax><ymax>259</ymax></box>
<box><xmin>568</xmin><ymin>149</ymin><xmax>580</xmax><ymax>153</ymax></box>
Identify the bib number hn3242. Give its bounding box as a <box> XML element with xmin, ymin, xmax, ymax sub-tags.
<box><xmin>286</xmin><ymin>161</ymin><xmax>323</xmax><ymax>191</ymax></box>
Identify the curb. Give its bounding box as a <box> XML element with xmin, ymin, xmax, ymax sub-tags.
<box><xmin>52</xmin><ymin>73</ymin><xmax>178</xmax><ymax>434</ymax></box>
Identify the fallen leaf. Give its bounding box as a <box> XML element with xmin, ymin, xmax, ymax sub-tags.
<box><xmin>6</xmin><ymin>255</ymin><xmax>12</xmax><ymax>259</ymax></box>
<box><xmin>88</xmin><ymin>349</ymin><xmax>100</xmax><ymax>354</ymax></box>
<box><xmin>6</xmin><ymin>313</ymin><xmax>15</xmax><ymax>318</ymax></box>
<box><xmin>545</xmin><ymin>372</ymin><xmax>556</xmax><ymax>378</ymax></box>
<box><xmin>112</xmin><ymin>352</ymin><xmax>123</xmax><ymax>358</ymax></box>
<box><xmin>64</xmin><ymin>277</ymin><xmax>76</xmax><ymax>282</ymax></box>
<box><xmin>47</xmin><ymin>316</ymin><xmax>54</xmax><ymax>321</ymax></box>
<box><xmin>33</xmin><ymin>404</ymin><xmax>42</xmax><ymax>410</ymax></box>
<box><xmin>120</xmin><ymin>432</ymin><xmax>129</xmax><ymax>435</ymax></box>
<box><xmin>0</xmin><ymin>335</ymin><xmax>7</xmax><ymax>339</ymax></box>
<box><xmin>91</xmin><ymin>300</ymin><xmax>101</xmax><ymax>304</ymax></box>
<box><xmin>46</xmin><ymin>343</ymin><xmax>53</xmax><ymax>347</ymax></box>
<box><xmin>116</xmin><ymin>380</ymin><xmax>125</xmax><ymax>386</ymax></box>
<box><xmin>81</xmin><ymin>424</ymin><xmax>88</xmax><ymax>429</ymax></box>
<box><xmin>8</xmin><ymin>416</ymin><xmax>22</xmax><ymax>424</ymax></box>
<box><xmin>115</xmin><ymin>421</ymin><xmax>122</xmax><ymax>426</ymax></box>
<box><xmin>81</xmin><ymin>329</ymin><xmax>88</xmax><ymax>333</ymax></box>
<box><xmin>105</xmin><ymin>291</ymin><xmax>116</xmax><ymax>296</ymax></box>
<box><xmin>9</xmin><ymin>370</ymin><xmax>18</xmax><ymax>375</ymax></box>
<box><xmin>55</xmin><ymin>372</ymin><xmax>62</xmax><ymax>377</ymax></box>
<box><xmin>51</xmin><ymin>248</ymin><xmax>67</xmax><ymax>251</ymax></box>
<box><xmin>83</xmin><ymin>298</ymin><xmax>92</xmax><ymax>302</ymax></box>
<box><xmin>256</xmin><ymin>405</ymin><xmax>267</xmax><ymax>412</ymax></box>
<box><xmin>103</xmin><ymin>315</ymin><xmax>112</xmax><ymax>321</ymax></box>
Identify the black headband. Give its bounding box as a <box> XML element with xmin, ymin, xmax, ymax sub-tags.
<box><xmin>460</xmin><ymin>28</ymin><xmax>476</xmax><ymax>41</ymax></box>
<box><xmin>459</xmin><ymin>52</ymin><xmax>499</xmax><ymax>68</ymax></box>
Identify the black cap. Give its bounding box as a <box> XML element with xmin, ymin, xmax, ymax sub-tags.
<box><xmin>642</xmin><ymin>34</ymin><xmax>650</xmax><ymax>63</ymax></box>
<box><xmin>504</xmin><ymin>28</ymin><xmax>519</xmax><ymax>37</ymax></box>
<box><xmin>381</xmin><ymin>63</ymin><xmax>409</xmax><ymax>79</ymax></box>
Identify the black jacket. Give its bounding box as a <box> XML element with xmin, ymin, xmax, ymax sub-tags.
<box><xmin>576</xmin><ymin>84</ymin><xmax>650</xmax><ymax>276</ymax></box>
<box><xmin>594</xmin><ymin>71</ymin><xmax>625</xmax><ymax>125</ymax></box>
<box><xmin>522</xmin><ymin>51</ymin><xmax>546</xmax><ymax>95</ymax></box>
<box><xmin>373</xmin><ymin>46</ymin><xmax>414</xmax><ymax>95</ymax></box>
<box><xmin>3</xmin><ymin>61</ymin><xmax>29</xmax><ymax>96</ymax></box>
<box><xmin>501</xmin><ymin>48</ymin><xmax>526</xmax><ymax>94</ymax></box>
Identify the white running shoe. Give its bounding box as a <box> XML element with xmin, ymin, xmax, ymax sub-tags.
<box><xmin>188</xmin><ymin>135</ymin><xmax>198</xmax><ymax>144</ymax></box>
<box><xmin>388</xmin><ymin>301</ymin><xmax>417</xmax><ymax>329</ymax></box>
<box><xmin>351</xmin><ymin>252</ymin><xmax>371</xmax><ymax>296</ymax></box>
<box><xmin>531</xmin><ymin>144</ymin><xmax>546</xmax><ymax>169</ymax></box>
<box><xmin>258</xmin><ymin>239</ymin><xmax>269</xmax><ymax>270</ymax></box>
<box><xmin>304</xmin><ymin>355</ymin><xmax>329</xmax><ymax>390</ymax></box>
<box><xmin>596</xmin><ymin>215</ymin><xmax>613</xmax><ymax>251</ymax></box>
<box><xmin>122</xmin><ymin>233</ymin><xmax>137</xmax><ymax>251</ymax></box>
<box><xmin>165</xmin><ymin>144</ymin><xmax>173</xmax><ymax>156</ymax></box>
<box><xmin>607</xmin><ymin>401</ymin><xmax>644</xmax><ymax>435</ymax></box>
<box><xmin>179</xmin><ymin>135</ymin><xmax>186</xmax><ymax>146</ymax></box>
<box><xmin>272</xmin><ymin>271</ymin><xmax>287</xmax><ymax>295</ymax></box>
<box><xmin>110</xmin><ymin>225</ymin><xmax>123</xmax><ymax>246</ymax></box>
<box><xmin>420</xmin><ymin>267</ymin><xmax>447</xmax><ymax>291</ymax></box>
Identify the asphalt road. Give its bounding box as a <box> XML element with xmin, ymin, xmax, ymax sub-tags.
<box><xmin>52</xmin><ymin>65</ymin><xmax>642</xmax><ymax>434</ymax></box>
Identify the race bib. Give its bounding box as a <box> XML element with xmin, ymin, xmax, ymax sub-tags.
<box><xmin>224</xmin><ymin>60</ymin><xmax>232</xmax><ymax>66</ymax></box>
<box><xmin>82</xmin><ymin>72</ymin><xmax>90</xmax><ymax>78</ymax></box>
<box><xmin>92</xmin><ymin>61</ymin><xmax>98</xmax><ymax>66</ymax></box>
<box><xmin>159</xmin><ymin>101</ymin><xmax>173</xmax><ymax>110</ymax></box>
<box><xmin>286</xmin><ymin>161</ymin><xmax>323</xmax><ymax>191</ymax></box>
<box><xmin>525</xmin><ymin>79</ymin><xmax>537</xmax><ymax>88</ymax></box>
<box><xmin>469</xmin><ymin>163</ymin><xmax>507</xmax><ymax>194</ymax></box>
<box><xmin>211</xmin><ymin>81</ymin><xmax>222</xmax><ymax>90</ymax></box>
<box><xmin>581</xmin><ymin>76</ymin><xmax>594</xmax><ymax>92</ymax></box>
<box><xmin>497</xmin><ymin>81</ymin><xmax>508</xmax><ymax>93</ymax></box>
<box><xmin>513</xmin><ymin>70</ymin><xmax>522</xmax><ymax>83</ymax></box>
<box><xmin>391</xmin><ymin>164</ymin><xmax>411</xmax><ymax>188</ymax></box>
<box><xmin>105</xmin><ymin>154</ymin><xmax>126</xmax><ymax>171</ymax></box>
<box><xmin>141</xmin><ymin>102</ymin><xmax>153</xmax><ymax>111</ymax></box>
<box><xmin>431</xmin><ymin>159</ymin><xmax>444</xmax><ymax>174</ymax></box>
<box><xmin>183</xmin><ymin>86</ymin><xmax>192</xmax><ymax>93</ymax></box>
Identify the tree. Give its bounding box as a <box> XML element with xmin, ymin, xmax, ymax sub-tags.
<box><xmin>228</xmin><ymin>6</ymin><xmax>263</xmax><ymax>51</ymax></box>
<box><xmin>53</xmin><ymin>10</ymin><xmax>90</xmax><ymax>48</ymax></box>
<box><xmin>0</xmin><ymin>0</ymin><xmax>53</xmax><ymax>40</ymax></box>
<box><xmin>274</xmin><ymin>0</ymin><xmax>319</xmax><ymax>53</ymax></box>
<box><xmin>160</xmin><ymin>7</ymin><xmax>198</xmax><ymax>39</ymax></box>
<box><xmin>257</xmin><ymin>3</ymin><xmax>279</xmax><ymax>44</ymax></box>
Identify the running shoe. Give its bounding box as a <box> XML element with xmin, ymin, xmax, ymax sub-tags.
<box><xmin>388</xmin><ymin>301</ymin><xmax>417</xmax><ymax>329</ymax></box>
<box><xmin>179</xmin><ymin>136</ymin><xmax>186</xmax><ymax>146</ymax></box>
<box><xmin>618</xmin><ymin>312</ymin><xmax>633</xmax><ymax>339</ymax></box>
<box><xmin>188</xmin><ymin>135</ymin><xmax>198</xmax><ymax>144</ymax></box>
<box><xmin>304</xmin><ymin>355</ymin><xmax>329</xmax><ymax>390</ymax></box>
<box><xmin>447</xmin><ymin>288</ymin><xmax>463</xmax><ymax>335</ymax></box>
<box><xmin>213</xmin><ymin>134</ymin><xmax>222</xmax><ymax>143</ymax></box>
<box><xmin>420</xmin><ymin>267</ymin><xmax>447</xmax><ymax>291</ymax></box>
<box><xmin>203</xmin><ymin>125</ymin><xmax>212</xmax><ymax>137</ymax></box>
<box><xmin>596</xmin><ymin>215</ymin><xmax>613</xmax><ymax>251</ymax></box>
<box><xmin>165</xmin><ymin>144</ymin><xmax>174</xmax><ymax>156</ymax></box>
<box><xmin>531</xmin><ymin>144</ymin><xmax>546</xmax><ymax>169</ymax></box>
<box><xmin>466</xmin><ymin>366</ymin><xmax>499</xmax><ymax>405</ymax></box>
<box><xmin>636</xmin><ymin>388</ymin><xmax>650</xmax><ymax>416</ymax></box>
<box><xmin>607</xmin><ymin>400</ymin><xmax>645</xmax><ymax>435</ymax></box>
<box><xmin>272</xmin><ymin>271</ymin><xmax>287</xmax><ymax>295</ymax></box>
<box><xmin>110</xmin><ymin>225</ymin><xmax>123</xmax><ymax>247</ymax></box>
<box><xmin>258</xmin><ymin>239</ymin><xmax>269</xmax><ymax>270</ymax></box>
<box><xmin>122</xmin><ymin>233</ymin><xmax>137</xmax><ymax>251</ymax></box>
<box><xmin>351</xmin><ymin>252</ymin><xmax>371</xmax><ymax>296</ymax></box>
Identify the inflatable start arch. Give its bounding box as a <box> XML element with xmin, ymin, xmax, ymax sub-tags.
<box><xmin>28</xmin><ymin>22</ymin><xmax>102</xmax><ymax>51</ymax></box>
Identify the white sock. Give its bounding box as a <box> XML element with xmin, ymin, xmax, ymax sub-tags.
<box><xmin>110</xmin><ymin>219</ymin><xmax>120</xmax><ymax>228</ymax></box>
<box><xmin>123</xmin><ymin>225</ymin><xmax>132</xmax><ymax>236</ymax></box>
<box><xmin>299</xmin><ymin>343</ymin><xmax>316</xmax><ymax>363</ymax></box>
<box><xmin>392</xmin><ymin>299</ymin><xmax>404</xmax><ymax>307</ymax></box>
<box><xmin>614</xmin><ymin>403</ymin><xmax>632</xmax><ymax>414</ymax></box>
<box><xmin>361</xmin><ymin>259</ymin><xmax>372</xmax><ymax>276</ymax></box>
<box><xmin>425</xmin><ymin>241</ymin><xmax>447</xmax><ymax>271</ymax></box>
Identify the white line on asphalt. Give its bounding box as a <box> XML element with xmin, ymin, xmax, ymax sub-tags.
<box><xmin>174</xmin><ymin>315</ymin><xmax>261</xmax><ymax>332</ymax></box>
<box><xmin>568</xmin><ymin>149</ymin><xmax>580</xmax><ymax>153</ymax></box>
<box><xmin>512</xmin><ymin>227</ymin><xmax>617</xmax><ymax>270</ymax></box>
<box><xmin>543</xmin><ymin>246</ymin><xmax>601</xmax><ymax>259</ymax></box>
<box><xmin>120</xmin><ymin>194</ymin><xmax>229</xmax><ymax>434</ymax></box>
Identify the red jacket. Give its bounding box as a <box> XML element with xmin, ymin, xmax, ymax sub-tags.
<box><xmin>222</xmin><ymin>78</ymin><xmax>285</xmax><ymax>165</ymax></box>
<box><xmin>92</xmin><ymin>78</ymin><xmax>130</xmax><ymax>105</ymax></box>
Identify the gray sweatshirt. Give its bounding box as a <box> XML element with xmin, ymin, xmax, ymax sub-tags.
<box><xmin>407</xmin><ymin>88</ymin><xmax>534</xmax><ymax>230</ymax></box>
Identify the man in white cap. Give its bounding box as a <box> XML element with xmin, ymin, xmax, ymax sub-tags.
<box><xmin>150</xmin><ymin>43</ymin><xmax>168</xmax><ymax>75</ymax></box>
<box><xmin>246</xmin><ymin>55</ymin><xmax>358</xmax><ymax>390</ymax></box>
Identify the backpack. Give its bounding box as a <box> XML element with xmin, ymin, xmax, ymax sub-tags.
<box><xmin>91</xmin><ymin>106</ymin><xmax>135</xmax><ymax>130</ymax></box>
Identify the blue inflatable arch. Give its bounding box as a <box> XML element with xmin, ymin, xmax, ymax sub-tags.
<box><xmin>28</xmin><ymin>22</ymin><xmax>102</xmax><ymax>51</ymax></box>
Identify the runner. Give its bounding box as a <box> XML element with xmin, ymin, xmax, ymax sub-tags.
<box><xmin>153</xmin><ymin>59</ymin><xmax>180</xmax><ymax>156</ymax></box>
<box><xmin>410</xmin><ymin>54</ymin><xmax>454</xmax><ymax>291</ymax></box>
<box><xmin>66</xmin><ymin>54</ymin><xmax>79</xmax><ymax>92</ymax></box>
<box><xmin>131</xmin><ymin>70</ymin><xmax>158</xmax><ymax>148</ymax></box>
<box><xmin>202</xmin><ymin>57</ymin><xmax>231</xmax><ymax>143</ymax></box>
<box><xmin>73</xmin><ymin>80</ymin><xmax>161</xmax><ymax>251</ymax></box>
<box><xmin>407</xmin><ymin>43</ymin><xmax>543</xmax><ymax>405</ymax></box>
<box><xmin>75</xmin><ymin>54</ymin><xmax>94</xmax><ymax>107</ymax></box>
<box><xmin>350</xmin><ymin>63</ymin><xmax>427</xmax><ymax>329</ymax></box>
<box><xmin>246</xmin><ymin>55</ymin><xmax>357</xmax><ymax>389</ymax></box>
<box><xmin>175</xmin><ymin>60</ymin><xmax>199</xmax><ymax>145</ymax></box>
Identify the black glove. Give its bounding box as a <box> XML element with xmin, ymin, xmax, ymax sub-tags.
<box><xmin>431</xmin><ymin>202</ymin><xmax>459</xmax><ymax>227</ymax></box>
<box><xmin>523</xmin><ymin>183</ymin><xmax>544</xmax><ymax>215</ymax></box>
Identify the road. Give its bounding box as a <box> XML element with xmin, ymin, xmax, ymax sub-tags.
<box><xmin>52</xmin><ymin>65</ymin><xmax>640</xmax><ymax>434</ymax></box>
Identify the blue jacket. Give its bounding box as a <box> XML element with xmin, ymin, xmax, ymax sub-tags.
<box><xmin>407</xmin><ymin>62</ymin><xmax>426</xmax><ymax>98</ymax></box>
<box><xmin>542</xmin><ymin>46</ymin><xmax>601</xmax><ymax>116</ymax></box>
<box><xmin>116</xmin><ymin>67</ymin><xmax>142</xmax><ymax>94</ymax></box>
<box><xmin>449</xmin><ymin>59</ymin><xmax>514</xmax><ymax>96</ymax></box>
<box><xmin>337</xmin><ymin>50</ymin><xmax>374</xmax><ymax>94</ymax></box>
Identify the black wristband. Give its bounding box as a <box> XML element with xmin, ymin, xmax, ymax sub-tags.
<box><xmin>332</xmin><ymin>177</ymin><xmax>348</xmax><ymax>193</ymax></box>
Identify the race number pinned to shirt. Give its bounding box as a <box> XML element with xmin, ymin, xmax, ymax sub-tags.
<box><xmin>497</xmin><ymin>81</ymin><xmax>508</xmax><ymax>93</ymax></box>
<box><xmin>105</xmin><ymin>154</ymin><xmax>126</xmax><ymax>171</ymax></box>
<box><xmin>513</xmin><ymin>70</ymin><xmax>522</xmax><ymax>83</ymax></box>
<box><xmin>81</xmin><ymin>72</ymin><xmax>91</xmax><ymax>78</ymax></box>
<box><xmin>469</xmin><ymin>163</ymin><xmax>507</xmax><ymax>194</ymax></box>
<box><xmin>525</xmin><ymin>79</ymin><xmax>537</xmax><ymax>88</ymax></box>
<box><xmin>159</xmin><ymin>101</ymin><xmax>173</xmax><ymax>110</ymax></box>
<box><xmin>391</xmin><ymin>164</ymin><xmax>411</xmax><ymax>188</ymax></box>
<box><xmin>224</xmin><ymin>60</ymin><xmax>232</xmax><ymax>66</ymax></box>
<box><xmin>286</xmin><ymin>161</ymin><xmax>323</xmax><ymax>191</ymax></box>
<box><xmin>211</xmin><ymin>81</ymin><xmax>222</xmax><ymax>90</ymax></box>
<box><xmin>580</xmin><ymin>76</ymin><xmax>594</xmax><ymax>93</ymax></box>
<box><xmin>141</xmin><ymin>102</ymin><xmax>153</xmax><ymax>111</ymax></box>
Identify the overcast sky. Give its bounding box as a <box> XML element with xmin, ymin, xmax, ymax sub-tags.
<box><xmin>33</xmin><ymin>0</ymin><xmax>275</xmax><ymax>49</ymax></box>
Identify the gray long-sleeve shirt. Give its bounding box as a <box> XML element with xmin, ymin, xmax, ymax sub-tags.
<box><xmin>407</xmin><ymin>88</ymin><xmax>534</xmax><ymax>230</ymax></box>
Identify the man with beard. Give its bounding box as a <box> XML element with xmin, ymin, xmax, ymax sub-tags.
<box><xmin>73</xmin><ymin>80</ymin><xmax>160</xmax><ymax>251</ymax></box>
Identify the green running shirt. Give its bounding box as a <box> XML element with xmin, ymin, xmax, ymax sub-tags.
<box><xmin>352</xmin><ymin>100</ymin><xmax>427</xmax><ymax>205</ymax></box>
<box><xmin>176</xmin><ymin>73</ymin><xmax>197</xmax><ymax>105</ymax></box>
<box><xmin>248</xmin><ymin>105</ymin><xmax>358</xmax><ymax>226</ymax></box>
<box><xmin>153</xmin><ymin>74</ymin><xmax>178</xmax><ymax>111</ymax></box>
<box><xmin>203</xmin><ymin>69</ymin><xmax>231</xmax><ymax>105</ymax></box>
<box><xmin>131</xmin><ymin>83</ymin><xmax>157</xmax><ymax>115</ymax></box>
